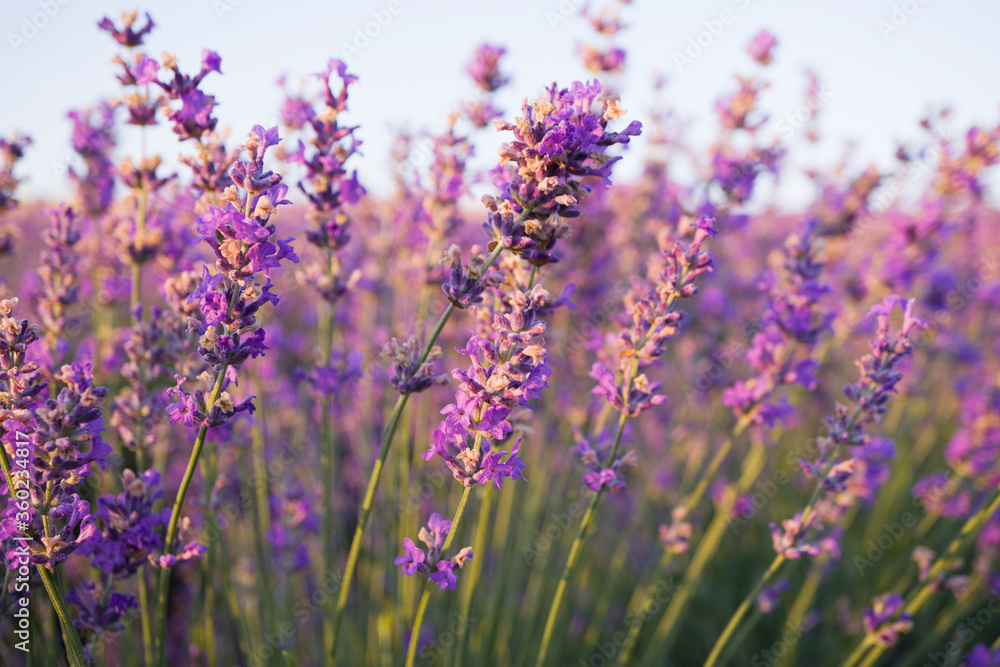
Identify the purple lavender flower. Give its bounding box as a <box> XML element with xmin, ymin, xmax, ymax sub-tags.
<box><xmin>110</xmin><ymin>305</ymin><xmax>172</xmax><ymax>451</ymax></box>
<box><xmin>68</xmin><ymin>105</ymin><xmax>116</xmax><ymax>217</ymax></box>
<box><xmin>97</xmin><ymin>11</ymin><xmax>154</xmax><ymax>47</ymax></box>
<box><xmin>382</xmin><ymin>336</ymin><xmax>448</xmax><ymax>395</ymax></box>
<box><xmin>66</xmin><ymin>580</ymin><xmax>138</xmax><ymax>639</ymax></box>
<box><xmin>862</xmin><ymin>593</ymin><xmax>913</xmax><ymax>647</ymax></box>
<box><xmin>422</xmin><ymin>285</ymin><xmax>550</xmax><ymax>487</ymax></box>
<box><xmin>156</xmin><ymin>50</ymin><xmax>223</xmax><ymax>141</ymax></box>
<box><xmin>723</xmin><ymin>221</ymin><xmax>833</xmax><ymax>429</ymax></box>
<box><xmin>964</xmin><ymin>644</ymin><xmax>1000</xmax><ymax>667</ymax></box>
<box><xmin>772</xmin><ymin>296</ymin><xmax>926</xmax><ymax>559</ymax></box>
<box><xmin>579</xmin><ymin>45</ymin><xmax>626</xmax><ymax>74</ymax></box>
<box><xmin>395</xmin><ymin>513</ymin><xmax>473</xmax><ymax>591</ymax></box>
<box><xmin>466</xmin><ymin>44</ymin><xmax>509</xmax><ymax>92</ymax></box>
<box><xmin>483</xmin><ymin>80</ymin><xmax>641</xmax><ymax>266</ymax></box>
<box><xmin>747</xmin><ymin>30</ymin><xmax>778</xmax><ymax>65</ymax></box>
<box><xmin>81</xmin><ymin>469</ymin><xmax>164</xmax><ymax>579</ymax></box>
<box><xmin>582</xmin><ymin>216</ymin><xmax>717</xmax><ymax>492</ymax></box>
<box><xmin>170</xmin><ymin>126</ymin><xmax>298</xmax><ymax>429</ymax></box>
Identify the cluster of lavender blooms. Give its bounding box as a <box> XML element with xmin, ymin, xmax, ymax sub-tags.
<box><xmin>578</xmin><ymin>5</ymin><xmax>628</xmax><ymax>75</ymax></box>
<box><xmin>482</xmin><ymin>80</ymin><xmax>641</xmax><ymax>268</ymax></box>
<box><xmin>464</xmin><ymin>44</ymin><xmax>509</xmax><ymax>128</ymax></box>
<box><xmin>5</xmin><ymin>10</ymin><xmax>1000</xmax><ymax>666</ymax></box>
<box><xmin>771</xmin><ymin>296</ymin><xmax>927</xmax><ymax>560</ymax></box>
<box><xmin>582</xmin><ymin>216</ymin><xmax>718</xmax><ymax>492</ymax></box>
<box><xmin>1</xmin><ymin>299</ymin><xmax>183</xmax><ymax>644</ymax></box>
<box><xmin>167</xmin><ymin>126</ymin><xmax>297</xmax><ymax>429</ymax></box>
<box><xmin>0</xmin><ymin>134</ymin><xmax>31</xmax><ymax>259</ymax></box>
<box><xmin>723</xmin><ymin>221</ymin><xmax>833</xmax><ymax>429</ymax></box>
<box><xmin>34</xmin><ymin>207</ymin><xmax>83</xmax><ymax>362</ymax></box>
<box><xmin>109</xmin><ymin>305</ymin><xmax>172</xmax><ymax>452</ymax></box>
<box><xmin>419</xmin><ymin>285</ymin><xmax>546</xmax><ymax>487</ymax></box>
<box><xmin>284</xmin><ymin>59</ymin><xmax>365</xmax><ymax>305</ymax></box>
<box><xmin>68</xmin><ymin>105</ymin><xmax>116</xmax><ymax>220</ymax></box>
<box><xmin>396</xmin><ymin>513</ymin><xmax>474</xmax><ymax>590</ymax></box>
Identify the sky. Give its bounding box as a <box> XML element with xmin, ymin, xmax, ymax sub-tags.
<box><xmin>1</xmin><ymin>0</ymin><xmax>999</xmax><ymax>208</ymax></box>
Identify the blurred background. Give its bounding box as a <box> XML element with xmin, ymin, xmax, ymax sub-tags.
<box><xmin>2</xmin><ymin>0</ymin><xmax>999</xmax><ymax>207</ymax></box>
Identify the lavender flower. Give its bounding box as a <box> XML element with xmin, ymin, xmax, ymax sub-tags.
<box><xmin>723</xmin><ymin>221</ymin><xmax>833</xmax><ymax>428</ymax></box>
<box><xmin>747</xmin><ymin>30</ymin><xmax>778</xmax><ymax>65</ymax></box>
<box><xmin>584</xmin><ymin>217</ymin><xmax>717</xmax><ymax>491</ymax></box>
<box><xmin>862</xmin><ymin>593</ymin><xmax>913</xmax><ymax>647</ymax></box>
<box><xmin>771</xmin><ymin>296</ymin><xmax>926</xmax><ymax>558</ymax></box>
<box><xmin>395</xmin><ymin>513</ymin><xmax>473</xmax><ymax>590</ymax></box>
<box><xmin>68</xmin><ymin>104</ymin><xmax>116</xmax><ymax>217</ymax></box>
<box><xmin>484</xmin><ymin>80</ymin><xmax>641</xmax><ymax>266</ymax></box>
<box><xmin>423</xmin><ymin>285</ymin><xmax>549</xmax><ymax>487</ymax></box>
<box><xmin>109</xmin><ymin>305</ymin><xmax>172</xmax><ymax>451</ymax></box>
<box><xmin>81</xmin><ymin>469</ymin><xmax>165</xmax><ymax>578</ymax></box>
<box><xmin>169</xmin><ymin>125</ymin><xmax>298</xmax><ymax>428</ymax></box>
<box><xmin>35</xmin><ymin>206</ymin><xmax>83</xmax><ymax>358</ymax></box>
<box><xmin>964</xmin><ymin>645</ymin><xmax>1000</xmax><ymax>667</ymax></box>
<box><xmin>466</xmin><ymin>44</ymin><xmax>509</xmax><ymax>92</ymax></box>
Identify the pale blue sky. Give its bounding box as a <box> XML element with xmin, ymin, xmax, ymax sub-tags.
<box><xmin>2</xmin><ymin>0</ymin><xmax>998</xmax><ymax>207</ymax></box>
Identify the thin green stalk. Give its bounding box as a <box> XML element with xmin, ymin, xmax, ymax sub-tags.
<box><xmin>137</xmin><ymin>569</ymin><xmax>154</xmax><ymax>667</ymax></box>
<box><xmin>219</xmin><ymin>531</ymin><xmax>252</xmax><ymax>665</ymax></box>
<box><xmin>329</xmin><ymin>242</ymin><xmax>506</xmax><ymax>663</ymax></box>
<box><xmin>38</xmin><ymin>565</ymin><xmax>89</xmax><ymax>667</ymax></box>
<box><xmin>330</xmin><ymin>392</ymin><xmax>409</xmax><ymax>661</ymax></box>
<box><xmin>845</xmin><ymin>484</ymin><xmax>1000</xmax><ymax>667</ymax></box>
<box><xmin>202</xmin><ymin>445</ymin><xmax>219</xmax><ymax>666</ymax></box>
<box><xmin>155</xmin><ymin>362</ymin><xmax>228</xmax><ymax>667</ymax></box>
<box><xmin>404</xmin><ymin>434</ymin><xmax>482</xmax><ymax>667</ymax></box>
<box><xmin>248</xmin><ymin>370</ymin><xmax>277</xmax><ymax>651</ymax></box>
<box><xmin>451</xmin><ymin>483</ymin><xmax>494</xmax><ymax>667</ymax></box>
<box><xmin>0</xmin><ymin>443</ymin><xmax>85</xmax><ymax>667</ymax></box>
<box><xmin>321</xmin><ymin>287</ymin><xmax>337</xmax><ymax>659</ymax></box>
<box><xmin>615</xmin><ymin>430</ymin><xmax>738</xmax><ymax>665</ymax></box>
<box><xmin>703</xmin><ymin>438</ymin><xmax>847</xmax><ymax>667</ymax></box>
<box><xmin>534</xmin><ymin>404</ymin><xmax>632</xmax><ymax>667</ymax></box>
<box><xmin>640</xmin><ymin>438</ymin><xmax>766</xmax><ymax>665</ymax></box>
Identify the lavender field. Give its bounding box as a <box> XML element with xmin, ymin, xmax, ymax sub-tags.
<box><xmin>1</xmin><ymin>3</ymin><xmax>999</xmax><ymax>666</ymax></box>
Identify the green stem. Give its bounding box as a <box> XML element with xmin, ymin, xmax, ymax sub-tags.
<box><xmin>202</xmin><ymin>446</ymin><xmax>219</xmax><ymax>666</ymax></box>
<box><xmin>38</xmin><ymin>565</ymin><xmax>89</xmax><ymax>667</ymax></box>
<box><xmin>138</xmin><ymin>570</ymin><xmax>154</xmax><ymax>667</ymax></box>
<box><xmin>534</xmin><ymin>404</ymin><xmax>632</xmax><ymax>667</ymax></box>
<box><xmin>155</xmin><ymin>363</ymin><xmax>229</xmax><ymax>667</ymax></box>
<box><xmin>641</xmin><ymin>437</ymin><xmax>766</xmax><ymax>664</ymax></box>
<box><xmin>321</xmin><ymin>289</ymin><xmax>337</xmax><ymax>659</ymax></box>
<box><xmin>845</xmin><ymin>484</ymin><xmax>1000</xmax><ymax>667</ymax></box>
<box><xmin>329</xmin><ymin>242</ymin><xmax>506</xmax><ymax>664</ymax></box>
<box><xmin>703</xmin><ymin>437</ymin><xmax>846</xmax><ymax>667</ymax></box>
<box><xmin>451</xmin><ymin>483</ymin><xmax>494</xmax><ymax>667</ymax></box>
<box><xmin>0</xmin><ymin>442</ymin><xmax>86</xmax><ymax>667</ymax></box>
<box><xmin>404</xmin><ymin>435</ymin><xmax>482</xmax><ymax>667</ymax></box>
